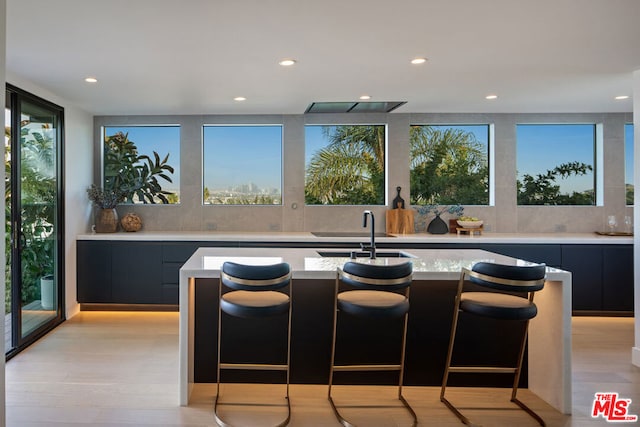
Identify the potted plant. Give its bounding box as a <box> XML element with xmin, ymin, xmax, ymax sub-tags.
<box><xmin>87</xmin><ymin>184</ymin><xmax>125</xmax><ymax>233</ymax></box>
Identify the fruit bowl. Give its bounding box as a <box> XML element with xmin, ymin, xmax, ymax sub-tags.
<box><xmin>457</xmin><ymin>219</ymin><xmax>483</xmax><ymax>229</ymax></box>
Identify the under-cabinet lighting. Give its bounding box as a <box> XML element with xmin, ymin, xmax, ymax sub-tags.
<box><xmin>84</xmin><ymin>77</ymin><xmax>98</xmax><ymax>83</ymax></box>
<box><xmin>411</xmin><ymin>57</ymin><xmax>427</xmax><ymax>64</ymax></box>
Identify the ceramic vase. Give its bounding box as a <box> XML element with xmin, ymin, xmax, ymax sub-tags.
<box><xmin>427</xmin><ymin>214</ymin><xmax>449</xmax><ymax>234</ymax></box>
<box><xmin>95</xmin><ymin>208</ymin><xmax>118</xmax><ymax>233</ymax></box>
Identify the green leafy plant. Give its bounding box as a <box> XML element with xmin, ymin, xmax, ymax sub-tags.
<box><xmin>103</xmin><ymin>131</ymin><xmax>175</xmax><ymax>204</ymax></box>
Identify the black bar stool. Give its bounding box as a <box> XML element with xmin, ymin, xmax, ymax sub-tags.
<box><xmin>440</xmin><ymin>262</ymin><xmax>547</xmax><ymax>426</ymax></box>
<box><xmin>328</xmin><ymin>261</ymin><xmax>417</xmax><ymax>427</ymax></box>
<box><xmin>215</xmin><ymin>261</ymin><xmax>292</xmax><ymax>427</ymax></box>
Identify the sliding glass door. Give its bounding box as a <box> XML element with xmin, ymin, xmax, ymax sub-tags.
<box><xmin>5</xmin><ymin>84</ymin><xmax>64</xmax><ymax>357</ymax></box>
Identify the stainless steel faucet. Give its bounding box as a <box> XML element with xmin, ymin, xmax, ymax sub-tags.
<box><xmin>360</xmin><ymin>210</ymin><xmax>376</xmax><ymax>259</ymax></box>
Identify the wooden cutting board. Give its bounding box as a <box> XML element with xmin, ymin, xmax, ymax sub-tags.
<box><xmin>386</xmin><ymin>208</ymin><xmax>415</xmax><ymax>234</ymax></box>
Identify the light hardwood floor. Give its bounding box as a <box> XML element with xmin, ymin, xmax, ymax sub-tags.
<box><xmin>5</xmin><ymin>312</ymin><xmax>639</xmax><ymax>426</ymax></box>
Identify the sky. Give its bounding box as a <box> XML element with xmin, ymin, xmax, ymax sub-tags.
<box><xmin>625</xmin><ymin>123</ymin><xmax>634</xmax><ymax>186</ymax></box>
<box><xmin>202</xmin><ymin>125</ymin><xmax>282</xmax><ymax>191</ymax></box>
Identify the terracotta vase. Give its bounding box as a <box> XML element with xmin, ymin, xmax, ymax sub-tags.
<box><xmin>95</xmin><ymin>208</ymin><xmax>118</xmax><ymax>233</ymax></box>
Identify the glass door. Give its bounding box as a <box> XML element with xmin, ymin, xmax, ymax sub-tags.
<box><xmin>5</xmin><ymin>85</ymin><xmax>64</xmax><ymax>357</ymax></box>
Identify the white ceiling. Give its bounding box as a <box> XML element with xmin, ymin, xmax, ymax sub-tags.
<box><xmin>6</xmin><ymin>0</ymin><xmax>640</xmax><ymax>116</ymax></box>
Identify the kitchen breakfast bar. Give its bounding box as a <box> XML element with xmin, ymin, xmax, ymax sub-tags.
<box><xmin>178</xmin><ymin>246</ymin><xmax>572</xmax><ymax>414</ymax></box>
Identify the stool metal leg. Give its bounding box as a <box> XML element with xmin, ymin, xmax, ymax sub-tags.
<box><xmin>440</xmin><ymin>271</ymin><xmax>472</xmax><ymax>425</ymax></box>
<box><xmin>509</xmin><ymin>299</ymin><xmax>545</xmax><ymax>427</ymax></box>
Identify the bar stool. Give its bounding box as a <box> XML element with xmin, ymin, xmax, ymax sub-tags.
<box><xmin>440</xmin><ymin>262</ymin><xmax>547</xmax><ymax>426</ymax></box>
<box><xmin>328</xmin><ymin>261</ymin><xmax>417</xmax><ymax>427</ymax></box>
<box><xmin>215</xmin><ymin>261</ymin><xmax>292</xmax><ymax>427</ymax></box>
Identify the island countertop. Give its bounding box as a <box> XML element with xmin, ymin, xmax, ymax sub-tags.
<box><xmin>78</xmin><ymin>230</ymin><xmax>632</xmax><ymax>244</ymax></box>
<box><xmin>179</xmin><ymin>247</ymin><xmax>572</xmax><ymax>415</ymax></box>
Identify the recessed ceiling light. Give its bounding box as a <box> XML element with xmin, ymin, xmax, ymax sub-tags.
<box><xmin>279</xmin><ymin>59</ymin><xmax>297</xmax><ymax>66</ymax></box>
<box><xmin>84</xmin><ymin>77</ymin><xmax>98</xmax><ymax>83</ymax></box>
<box><xmin>485</xmin><ymin>94</ymin><xmax>498</xmax><ymax>100</ymax></box>
<box><xmin>234</xmin><ymin>96</ymin><xmax>246</xmax><ymax>102</ymax></box>
<box><xmin>411</xmin><ymin>57</ymin><xmax>427</xmax><ymax>65</ymax></box>
<box><xmin>615</xmin><ymin>95</ymin><xmax>629</xmax><ymax>100</ymax></box>
<box><xmin>359</xmin><ymin>95</ymin><xmax>371</xmax><ymax>100</ymax></box>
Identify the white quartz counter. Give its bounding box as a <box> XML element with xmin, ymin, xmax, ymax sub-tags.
<box><xmin>179</xmin><ymin>247</ymin><xmax>572</xmax><ymax>415</ymax></box>
<box><xmin>78</xmin><ymin>230</ymin><xmax>632</xmax><ymax>244</ymax></box>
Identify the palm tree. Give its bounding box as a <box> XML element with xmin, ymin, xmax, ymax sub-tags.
<box><xmin>305</xmin><ymin>125</ymin><xmax>385</xmax><ymax>205</ymax></box>
<box><xmin>305</xmin><ymin>125</ymin><xmax>489</xmax><ymax>206</ymax></box>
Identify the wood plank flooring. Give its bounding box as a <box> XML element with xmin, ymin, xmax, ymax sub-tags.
<box><xmin>5</xmin><ymin>312</ymin><xmax>639</xmax><ymax>426</ymax></box>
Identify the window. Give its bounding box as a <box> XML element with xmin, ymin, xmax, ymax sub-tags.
<box><xmin>516</xmin><ymin>124</ymin><xmax>595</xmax><ymax>205</ymax></box>
<box><xmin>625</xmin><ymin>124</ymin><xmax>634</xmax><ymax>205</ymax></box>
<box><xmin>409</xmin><ymin>124</ymin><xmax>489</xmax><ymax>205</ymax></box>
<box><xmin>305</xmin><ymin>125</ymin><xmax>386</xmax><ymax>205</ymax></box>
<box><xmin>203</xmin><ymin>125</ymin><xmax>282</xmax><ymax>205</ymax></box>
<box><xmin>103</xmin><ymin>126</ymin><xmax>180</xmax><ymax>204</ymax></box>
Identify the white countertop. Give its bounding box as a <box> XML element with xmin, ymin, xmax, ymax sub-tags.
<box><xmin>77</xmin><ymin>230</ymin><xmax>632</xmax><ymax>244</ymax></box>
<box><xmin>180</xmin><ymin>247</ymin><xmax>570</xmax><ymax>281</ymax></box>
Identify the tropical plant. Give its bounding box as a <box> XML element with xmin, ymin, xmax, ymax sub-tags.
<box><xmin>305</xmin><ymin>125</ymin><xmax>385</xmax><ymax>205</ymax></box>
<box><xmin>5</xmin><ymin>121</ymin><xmax>57</xmax><ymax>311</ymax></box>
<box><xmin>410</xmin><ymin>126</ymin><xmax>488</xmax><ymax>205</ymax></box>
<box><xmin>103</xmin><ymin>131</ymin><xmax>175</xmax><ymax>204</ymax></box>
<box><xmin>517</xmin><ymin>161</ymin><xmax>594</xmax><ymax>205</ymax></box>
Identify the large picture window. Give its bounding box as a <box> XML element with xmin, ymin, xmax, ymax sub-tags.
<box><xmin>305</xmin><ymin>125</ymin><xmax>386</xmax><ymax>205</ymax></box>
<box><xmin>103</xmin><ymin>126</ymin><xmax>180</xmax><ymax>204</ymax></box>
<box><xmin>516</xmin><ymin>124</ymin><xmax>595</xmax><ymax>205</ymax></box>
<box><xmin>409</xmin><ymin>124</ymin><xmax>489</xmax><ymax>205</ymax></box>
<box><xmin>203</xmin><ymin>125</ymin><xmax>282</xmax><ymax>205</ymax></box>
<box><xmin>625</xmin><ymin>123</ymin><xmax>634</xmax><ymax>205</ymax></box>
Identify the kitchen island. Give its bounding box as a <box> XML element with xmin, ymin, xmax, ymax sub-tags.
<box><xmin>179</xmin><ymin>247</ymin><xmax>572</xmax><ymax>414</ymax></box>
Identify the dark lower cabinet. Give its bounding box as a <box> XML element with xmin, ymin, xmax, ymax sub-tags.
<box><xmin>77</xmin><ymin>241</ymin><xmax>112</xmax><ymax>303</ymax></box>
<box><xmin>76</xmin><ymin>240</ymin><xmax>633</xmax><ymax>314</ymax></box>
<box><xmin>111</xmin><ymin>242</ymin><xmax>163</xmax><ymax>304</ymax></box>
<box><xmin>562</xmin><ymin>245</ymin><xmax>603</xmax><ymax>311</ymax></box>
<box><xmin>603</xmin><ymin>246</ymin><xmax>634</xmax><ymax>312</ymax></box>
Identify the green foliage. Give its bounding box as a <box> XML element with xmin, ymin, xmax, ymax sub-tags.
<box><xmin>517</xmin><ymin>161</ymin><xmax>594</xmax><ymax>205</ymax></box>
<box><xmin>626</xmin><ymin>184</ymin><xmax>634</xmax><ymax>205</ymax></box>
<box><xmin>410</xmin><ymin>126</ymin><xmax>489</xmax><ymax>205</ymax></box>
<box><xmin>305</xmin><ymin>125</ymin><xmax>385</xmax><ymax>205</ymax></box>
<box><xmin>103</xmin><ymin>131</ymin><xmax>175</xmax><ymax>204</ymax></box>
<box><xmin>5</xmin><ymin>122</ymin><xmax>57</xmax><ymax>311</ymax></box>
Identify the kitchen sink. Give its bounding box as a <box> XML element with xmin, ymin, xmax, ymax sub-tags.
<box><xmin>316</xmin><ymin>250</ymin><xmax>415</xmax><ymax>258</ymax></box>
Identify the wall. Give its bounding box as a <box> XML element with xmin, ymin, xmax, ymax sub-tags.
<box><xmin>633</xmin><ymin>69</ymin><xmax>639</xmax><ymax>368</ymax></box>
<box><xmin>7</xmin><ymin>72</ymin><xmax>94</xmax><ymax>320</ymax></box>
<box><xmin>94</xmin><ymin>112</ymin><xmax>633</xmax><ymax>234</ymax></box>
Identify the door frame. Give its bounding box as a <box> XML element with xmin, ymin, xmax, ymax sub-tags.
<box><xmin>5</xmin><ymin>83</ymin><xmax>65</xmax><ymax>359</ymax></box>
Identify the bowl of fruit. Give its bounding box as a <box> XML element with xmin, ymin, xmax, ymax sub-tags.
<box><xmin>456</xmin><ymin>216</ymin><xmax>483</xmax><ymax>229</ymax></box>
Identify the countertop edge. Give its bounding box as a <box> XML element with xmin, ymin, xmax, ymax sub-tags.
<box><xmin>76</xmin><ymin>231</ymin><xmax>633</xmax><ymax>244</ymax></box>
